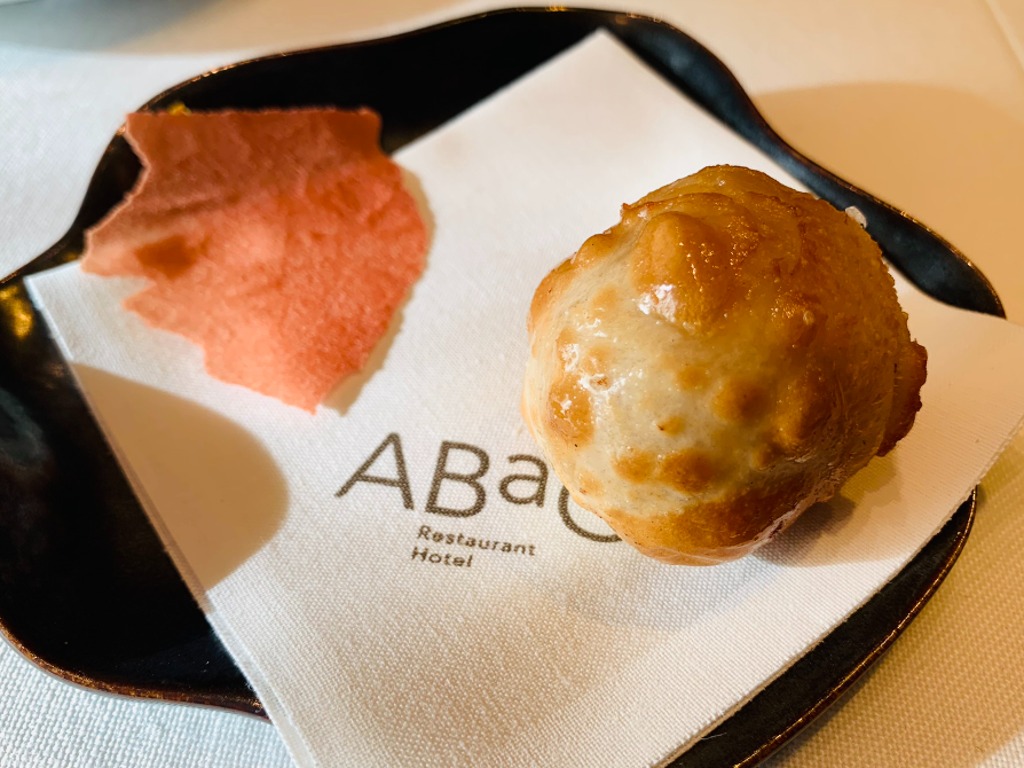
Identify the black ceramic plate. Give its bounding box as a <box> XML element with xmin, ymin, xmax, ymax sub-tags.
<box><xmin>0</xmin><ymin>7</ymin><xmax>1003</xmax><ymax>766</ymax></box>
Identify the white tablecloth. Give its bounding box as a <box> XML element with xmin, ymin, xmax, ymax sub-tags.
<box><xmin>2</xmin><ymin>1</ymin><xmax>1023</xmax><ymax>765</ymax></box>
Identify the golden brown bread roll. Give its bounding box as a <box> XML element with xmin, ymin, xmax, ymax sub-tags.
<box><xmin>522</xmin><ymin>165</ymin><xmax>926</xmax><ymax>564</ymax></box>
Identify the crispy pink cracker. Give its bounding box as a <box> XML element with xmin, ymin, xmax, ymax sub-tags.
<box><xmin>82</xmin><ymin>108</ymin><xmax>427</xmax><ymax>411</ymax></box>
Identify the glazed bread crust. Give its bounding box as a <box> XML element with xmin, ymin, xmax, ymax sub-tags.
<box><xmin>522</xmin><ymin>166</ymin><xmax>926</xmax><ymax>564</ymax></box>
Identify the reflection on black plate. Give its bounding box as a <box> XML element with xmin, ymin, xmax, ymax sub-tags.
<box><xmin>0</xmin><ymin>7</ymin><xmax>1003</xmax><ymax>766</ymax></box>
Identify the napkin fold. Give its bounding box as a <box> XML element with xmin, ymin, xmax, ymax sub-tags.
<box><xmin>26</xmin><ymin>32</ymin><xmax>1024</xmax><ymax>768</ymax></box>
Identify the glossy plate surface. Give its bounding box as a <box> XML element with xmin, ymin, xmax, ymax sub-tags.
<box><xmin>0</xmin><ymin>7</ymin><xmax>1002</xmax><ymax>766</ymax></box>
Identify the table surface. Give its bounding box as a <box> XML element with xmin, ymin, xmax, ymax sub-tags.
<box><xmin>2</xmin><ymin>1</ymin><xmax>1024</xmax><ymax>766</ymax></box>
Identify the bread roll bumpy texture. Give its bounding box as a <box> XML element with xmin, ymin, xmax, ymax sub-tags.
<box><xmin>522</xmin><ymin>166</ymin><xmax>926</xmax><ymax>564</ymax></box>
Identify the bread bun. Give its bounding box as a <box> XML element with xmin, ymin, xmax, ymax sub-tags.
<box><xmin>522</xmin><ymin>165</ymin><xmax>926</xmax><ymax>564</ymax></box>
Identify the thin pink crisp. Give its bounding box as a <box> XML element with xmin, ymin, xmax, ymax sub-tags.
<box><xmin>82</xmin><ymin>108</ymin><xmax>428</xmax><ymax>411</ymax></box>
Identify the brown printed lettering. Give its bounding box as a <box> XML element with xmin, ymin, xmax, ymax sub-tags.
<box><xmin>426</xmin><ymin>441</ymin><xmax>490</xmax><ymax>518</ymax></box>
<box><xmin>499</xmin><ymin>454</ymin><xmax>549</xmax><ymax>506</ymax></box>
<box><xmin>558</xmin><ymin>486</ymin><xmax>620</xmax><ymax>543</ymax></box>
<box><xmin>336</xmin><ymin>432</ymin><xmax>414</xmax><ymax>509</ymax></box>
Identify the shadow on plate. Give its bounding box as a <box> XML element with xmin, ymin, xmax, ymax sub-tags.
<box><xmin>71</xmin><ymin>366</ymin><xmax>287</xmax><ymax>590</ymax></box>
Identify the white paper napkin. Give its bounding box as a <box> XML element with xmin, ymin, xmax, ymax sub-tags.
<box><xmin>24</xmin><ymin>32</ymin><xmax>1024</xmax><ymax>768</ymax></box>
